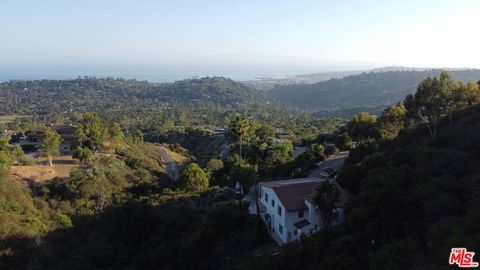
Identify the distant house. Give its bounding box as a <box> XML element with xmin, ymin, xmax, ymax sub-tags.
<box><xmin>258</xmin><ymin>177</ymin><xmax>350</xmax><ymax>245</ymax></box>
<box><xmin>25</xmin><ymin>129</ymin><xmax>43</xmax><ymax>143</ymax></box>
<box><xmin>22</xmin><ymin>125</ymin><xmax>77</xmax><ymax>154</ymax></box>
<box><xmin>51</xmin><ymin>125</ymin><xmax>77</xmax><ymax>153</ymax></box>
<box><xmin>276</xmin><ymin>134</ymin><xmax>302</xmax><ymax>146</ymax></box>
<box><xmin>274</xmin><ymin>127</ymin><xmax>285</xmax><ymax>134</ymax></box>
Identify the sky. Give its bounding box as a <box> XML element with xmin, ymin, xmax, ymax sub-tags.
<box><xmin>1</xmin><ymin>0</ymin><xmax>480</xmax><ymax>79</ymax></box>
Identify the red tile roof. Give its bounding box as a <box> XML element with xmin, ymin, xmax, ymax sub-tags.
<box><xmin>260</xmin><ymin>178</ymin><xmax>323</xmax><ymax>211</ymax></box>
<box><xmin>260</xmin><ymin>177</ymin><xmax>351</xmax><ymax>210</ymax></box>
<box><xmin>278</xmin><ymin>135</ymin><xmax>301</xmax><ymax>144</ymax></box>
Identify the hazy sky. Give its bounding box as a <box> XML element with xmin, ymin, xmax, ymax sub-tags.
<box><xmin>1</xmin><ymin>0</ymin><xmax>480</xmax><ymax>70</ymax></box>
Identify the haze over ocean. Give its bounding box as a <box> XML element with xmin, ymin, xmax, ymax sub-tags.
<box><xmin>0</xmin><ymin>63</ymin><xmax>371</xmax><ymax>83</ymax></box>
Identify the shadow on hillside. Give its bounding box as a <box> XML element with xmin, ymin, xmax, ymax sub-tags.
<box><xmin>0</xmin><ymin>198</ymin><xmax>269</xmax><ymax>270</ymax></box>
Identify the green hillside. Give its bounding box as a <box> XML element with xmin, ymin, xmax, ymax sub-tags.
<box><xmin>270</xmin><ymin>69</ymin><xmax>480</xmax><ymax>112</ymax></box>
<box><xmin>0</xmin><ymin>77</ymin><xmax>265</xmax><ymax>116</ymax></box>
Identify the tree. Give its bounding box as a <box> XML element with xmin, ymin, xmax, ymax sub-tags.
<box><xmin>227</xmin><ymin>155</ymin><xmax>257</xmax><ymax>192</ymax></box>
<box><xmin>309</xmin><ymin>143</ymin><xmax>326</xmax><ymax>161</ymax></box>
<box><xmin>179</xmin><ymin>163</ymin><xmax>210</xmax><ymax>192</ymax></box>
<box><xmin>0</xmin><ymin>137</ymin><xmax>24</xmax><ymax>169</ymax></box>
<box><xmin>410</xmin><ymin>72</ymin><xmax>450</xmax><ymax>138</ymax></box>
<box><xmin>0</xmin><ymin>151</ymin><xmax>12</xmax><ymax>170</ymax></box>
<box><xmin>335</xmin><ymin>132</ymin><xmax>353</xmax><ymax>150</ymax></box>
<box><xmin>67</xmin><ymin>166</ymin><xmax>117</xmax><ymax>212</ymax></box>
<box><xmin>42</xmin><ymin>128</ymin><xmax>61</xmax><ymax>166</ymax></box>
<box><xmin>324</xmin><ymin>144</ymin><xmax>339</xmax><ymax>157</ymax></box>
<box><xmin>109</xmin><ymin>122</ymin><xmax>125</xmax><ymax>144</ymax></box>
<box><xmin>405</xmin><ymin>71</ymin><xmax>480</xmax><ymax>138</ymax></box>
<box><xmin>206</xmin><ymin>159</ymin><xmax>224</xmax><ymax>172</ymax></box>
<box><xmin>312</xmin><ymin>180</ymin><xmax>340</xmax><ymax>230</ymax></box>
<box><xmin>75</xmin><ymin>112</ymin><xmax>108</xmax><ymax>150</ymax></box>
<box><xmin>254</xmin><ymin>124</ymin><xmax>274</xmax><ymax>143</ymax></box>
<box><xmin>53</xmin><ymin>214</ymin><xmax>73</xmax><ymax>229</ymax></box>
<box><xmin>73</xmin><ymin>146</ymin><xmax>93</xmax><ymax>163</ymax></box>
<box><xmin>451</xmin><ymin>81</ymin><xmax>480</xmax><ymax>110</ymax></box>
<box><xmin>264</xmin><ymin>142</ymin><xmax>293</xmax><ymax>173</ymax></box>
<box><xmin>347</xmin><ymin>112</ymin><xmax>378</xmax><ymax>141</ymax></box>
<box><xmin>377</xmin><ymin>103</ymin><xmax>407</xmax><ymax>140</ymax></box>
<box><xmin>229</xmin><ymin>116</ymin><xmax>250</xmax><ymax>157</ymax></box>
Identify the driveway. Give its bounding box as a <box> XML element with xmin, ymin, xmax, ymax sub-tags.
<box><xmin>292</xmin><ymin>146</ymin><xmax>306</xmax><ymax>158</ymax></box>
<box><xmin>243</xmin><ymin>151</ymin><xmax>349</xmax><ymax>214</ymax></box>
<box><xmin>309</xmin><ymin>151</ymin><xmax>349</xmax><ymax>178</ymax></box>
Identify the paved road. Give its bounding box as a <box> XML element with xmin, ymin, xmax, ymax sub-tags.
<box><xmin>292</xmin><ymin>146</ymin><xmax>306</xmax><ymax>158</ymax></box>
<box><xmin>243</xmin><ymin>151</ymin><xmax>349</xmax><ymax>215</ymax></box>
<box><xmin>157</xmin><ymin>146</ymin><xmax>178</xmax><ymax>181</ymax></box>
<box><xmin>308</xmin><ymin>151</ymin><xmax>349</xmax><ymax>178</ymax></box>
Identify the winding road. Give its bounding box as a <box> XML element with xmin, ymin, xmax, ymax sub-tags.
<box><xmin>157</xmin><ymin>146</ymin><xmax>179</xmax><ymax>181</ymax></box>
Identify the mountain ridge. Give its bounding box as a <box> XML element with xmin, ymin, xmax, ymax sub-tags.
<box><xmin>268</xmin><ymin>69</ymin><xmax>480</xmax><ymax>111</ymax></box>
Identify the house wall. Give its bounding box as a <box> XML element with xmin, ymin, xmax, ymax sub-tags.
<box><xmin>284</xmin><ymin>209</ymin><xmax>306</xmax><ymax>242</ymax></box>
<box><xmin>259</xmin><ymin>186</ymin><xmax>287</xmax><ymax>244</ymax></box>
<box><xmin>305</xmin><ymin>200</ymin><xmax>322</xmax><ymax>233</ymax></box>
<box><xmin>305</xmin><ymin>200</ymin><xmax>345</xmax><ymax>230</ymax></box>
<box><xmin>259</xmin><ymin>186</ymin><xmax>347</xmax><ymax>245</ymax></box>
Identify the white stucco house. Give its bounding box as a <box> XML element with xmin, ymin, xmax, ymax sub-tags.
<box><xmin>258</xmin><ymin>177</ymin><xmax>350</xmax><ymax>245</ymax></box>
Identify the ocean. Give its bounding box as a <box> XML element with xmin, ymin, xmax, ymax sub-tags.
<box><xmin>0</xmin><ymin>64</ymin><xmax>327</xmax><ymax>83</ymax></box>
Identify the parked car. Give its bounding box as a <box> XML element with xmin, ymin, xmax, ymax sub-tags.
<box><xmin>320</xmin><ymin>168</ymin><xmax>336</xmax><ymax>178</ymax></box>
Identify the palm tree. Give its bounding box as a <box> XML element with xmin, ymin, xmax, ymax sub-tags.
<box><xmin>312</xmin><ymin>180</ymin><xmax>340</xmax><ymax>230</ymax></box>
<box><xmin>229</xmin><ymin>116</ymin><xmax>250</xmax><ymax>157</ymax></box>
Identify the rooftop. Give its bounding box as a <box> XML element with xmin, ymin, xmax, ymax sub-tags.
<box><xmin>260</xmin><ymin>177</ymin><xmax>351</xmax><ymax>210</ymax></box>
<box><xmin>260</xmin><ymin>177</ymin><xmax>323</xmax><ymax>211</ymax></box>
<box><xmin>293</xmin><ymin>219</ymin><xmax>311</xmax><ymax>229</ymax></box>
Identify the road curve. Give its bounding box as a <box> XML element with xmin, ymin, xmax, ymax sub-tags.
<box><xmin>156</xmin><ymin>145</ymin><xmax>178</xmax><ymax>181</ymax></box>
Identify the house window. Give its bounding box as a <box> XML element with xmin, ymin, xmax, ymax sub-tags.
<box><xmin>278</xmin><ymin>224</ymin><xmax>283</xmax><ymax>234</ymax></box>
<box><xmin>271</xmin><ymin>199</ymin><xmax>275</xmax><ymax>207</ymax></box>
<box><xmin>277</xmin><ymin>206</ymin><xmax>282</xmax><ymax>216</ymax></box>
<box><xmin>265</xmin><ymin>193</ymin><xmax>268</xmax><ymax>203</ymax></box>
<box><xmin>293</xmin><ymin>229</ymin><xmax>298</xmax><ymax>236</ymax></box>
<box><xmin>298</xmin><ymin>210</ymin><xmax>304</xmax><ymax>219</ymax></box>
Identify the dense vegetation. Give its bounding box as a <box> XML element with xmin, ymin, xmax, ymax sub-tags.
<box><xmin>0</xmin><ymin>111</ymin><xmax>271</xmax><ymax>269</ymax></box>
<box><xmin>0</xmin><ymin>77</ymin><xmax>271</xmax><ymax>131</ymax></box>
<box><xmin>242</xmin><ymin>72</ymin><xmax>480</xmax><ymax>269</ymax></box>
<box><xmin>270</xmin><ymin>69</ymin><xmax>480</xmax><ymax>113</ymax></box>
<box><xmin>0</xmin><ymin>77</ymin><xmax>344</xmax><ymax>142</ymax></box>
<box><xmin>1</xmin><ymin>71</ymin><xmax>479</xmax><ymax>269</ymax></box>
<box><xmin>0</xmin><ymin>77</ymin><xmax>263</xmax><ymax>116</ymax></box>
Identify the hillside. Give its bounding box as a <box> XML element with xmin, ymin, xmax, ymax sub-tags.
<box><xmin>243</xmin><ymin>70</ymin><xmax>363</xmax><ymax>91</ymax></box>
<box><xmin>0</xmin><ymin>77</ymin><xmax>265</xmax><ymax>117</ymax></box>
<box><xmin>242</xmin><ymin>104</ymin><xmax>480</xmax><ymax>270</ymax></box>
<box><xmin>269</xmin><ymin>69</ymin><xmax>480</xmax><ymax>112</ymax></box>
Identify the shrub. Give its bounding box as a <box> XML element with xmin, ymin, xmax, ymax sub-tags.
<box><xmin>53</xmin><ymin>213</ymin><xmax>74</xmax><ymax>229</ymax></box>
<box><xmin>324</xmin><ymin>144</ymin><xmax>339</xmax><ymax>156</ymax></box>
<box><xmin>26</xmin><ymin>217</ymin><xmax>48</xmax><ymax>234</ymax></box>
